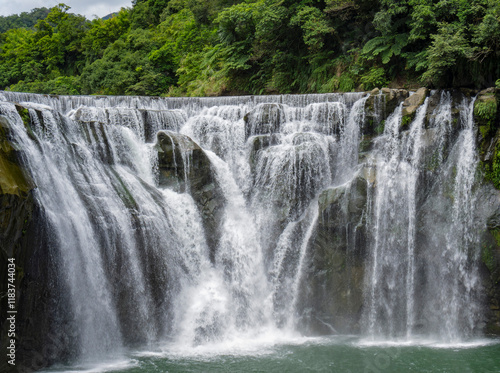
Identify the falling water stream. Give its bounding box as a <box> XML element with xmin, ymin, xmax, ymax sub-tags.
<box><xmin>0</xmin><ymin>90</ymin><xmax>499</xmax><ymax>372</ymax></box>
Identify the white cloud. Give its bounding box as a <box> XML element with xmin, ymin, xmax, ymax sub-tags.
<box><xmin>0</xmin><ymin>0</ymin><xmax>132</xmax><ymax>19</ymax></box>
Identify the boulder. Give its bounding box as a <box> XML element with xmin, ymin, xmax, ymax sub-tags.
<box><xmin>402</xmin><ymin>88</ymin><xmax>429</xmax><ymax>117</ymax></box>
<box><xmin>479</xmin><ymin>87</ymin><xmax>496</xmax><ymax>95</ymax></box>
<box><xmin>401</xmin><ymin>88</ymin><xmax>429</xmax><ymax>129</ymax></box>
<box><xmin>381</xmin><ymin>88</ymin><xmax>409</xmax><ymax>115</ymax></box>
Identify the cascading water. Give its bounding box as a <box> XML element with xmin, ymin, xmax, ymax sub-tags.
<box><xmin>364</xmin><ymin>99</ymin><xmax>430</xmax><ymax>339</ymax></box>
<box><xmin>418</xmin><ymin>96</ymin><xmax>483</xmax><ymax>341</ymax></box>
<box><xmin>363</xmin><ymin>93</ymin><xmax>485</xmax><ymax>342</ymax></box>
<box><xmin>0</xmin><ymin>88</ymin><xmax>494</xmax><ymax>371</ymax></box>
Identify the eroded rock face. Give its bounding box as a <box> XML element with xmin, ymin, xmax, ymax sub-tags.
<box><xmin>3</xmin><ymin>88</ymin><xmax>500</xmax><ymax>371</ymax></box>
<box><xmin>156</xmin><ymin>130</ymin><xmax>225</xmax><ymax>261</ymax></box>
<box><xmin>300</xmin><ymin>171</ymin><xmax>373</xmax><ymax>334</ymax></box>
<box><xmin>475</xmin><ymin>90</ymin><xmax>498</xmax><ymax>146</ymax></box>
<box><xmin>381</xmin><ymin>88</ymin><xmax>410</xmax><ymax>117</ymax></box>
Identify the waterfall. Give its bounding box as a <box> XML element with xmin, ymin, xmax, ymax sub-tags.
<box><xmin>421</xmin><ymin>97</ymin><xmax>483</xmax><ymax>341</ymax></box>
<box><xmin>364</xmin><ymin>99</ymin><xmax>430</xmax><ymax>338</ymax></box>
<box><xmin>362</xmin><ymin>94</ymin><xmax>484</xmax><ymax>341</ymax></box>
<box><xmin>0</xmin><ymin>89</ymin><xmax>491</xmax><ymax>368</ymax></box>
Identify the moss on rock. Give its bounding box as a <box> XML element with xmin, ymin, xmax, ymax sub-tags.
<box><xmin>475</xmin><ymin>94</ymin><xmax>497</xmax><ymax>138</ymax></box>
<box><xmin>0</xmin><ymin>116</ymin><xmax>35</xmax><ymax>197</ymax></box>
<box><xmin>478</xmin><ymin>89</ymin><xmax>500</xmax><ymax>190</ymax></box>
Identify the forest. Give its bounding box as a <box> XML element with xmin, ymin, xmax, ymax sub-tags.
<box><xmin>0</xmin><ymin>0</ymin><xmax>499</xmax><ymax>96</ymax></box>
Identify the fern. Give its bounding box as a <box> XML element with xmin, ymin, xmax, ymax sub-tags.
<box><xmin>362</xmin><ymin>36</ymin><xmax>388</xmax><ymax>56</ymax></box>
<box><xmin>362</xmin><ymin>33</ymin><xmax>408</xmax><ymax>64</ymax></box>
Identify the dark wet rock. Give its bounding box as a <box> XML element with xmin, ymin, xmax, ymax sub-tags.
<box><xmin>300</xmin><ymin>173</ymin><xmax>373</xmax><ymax>334</ymax></box>
<box><xmin>381</xmin><ymin>88</ymin><xmax>409</xmax><ymax>117</ymax></box>
<box><xmin>0</xmin><ymin>114</ymin><xmax>72</xmax><ymax>372</ymax></box>
<box><xmin>248</xmin><ymin>134</ymin><xmax>279</xmax><ymax>174</ymax></box>
<box><xmin>477</xmin><ymin>186</ymin><xmax>500</xmax><ymax>334</ymax></box>
<box><xmin>156</xmin><ymin>130</ymin><xmax>225</xmax><ymax>261</ymax></box>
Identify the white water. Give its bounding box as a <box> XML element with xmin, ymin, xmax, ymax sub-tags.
<box><xmin>365</xmin><ymin>99</ymin><xmax>430</xmax><ymax>338</ymax></box>
<box><xmin>363</xmin><ymin>94</ymin><xmax>483</xmax><ymax>342</ymax></box>
<box><xmin>0</xmin><ymin>90</ymin><xmax>488</xmax><ymax>368</ymax></box>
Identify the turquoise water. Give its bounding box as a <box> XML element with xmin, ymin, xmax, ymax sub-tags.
<box><xmin>47</xmin><ymin>336</ymin><xmax>500</xmax><ymax>373</ymax></box>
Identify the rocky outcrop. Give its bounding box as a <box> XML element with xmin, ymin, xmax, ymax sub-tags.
<box><xmin>364</xmin><ymin>88</ymin><xmax>410</xmax><ymax>136</ymax></box>
<box><xmin>3</xmin><ymin>87</ymin><xmax>500</xmax><ymax>373</ymax></box>
<box><xmin>72</xmin><ymin>106</ymin><xmax>188</xmax><ymax>143</ymax></box>
<box><xmin>476</xmin><ymin>89</ymin><xmax>499</xmax><ymax>144</ymax></box>
<box><xmin>475</xmin><ymin>88</ymin><xmax>500</xmax><ymax>334</ymax></box>
<box><xmin>248</xmin><ymin>134</ymin><xmax>278</xmax><ymax>174</ymax></box>
<box><xmin>477</xmin><ymin>185</ymin><xmax>500</xmax><ymax>335</ymax></box>
<box><xmin>156</xmin><ymin>130</ymin><xmax>225</xmax><ymax>261</ymax></box>
<box><xmin>300</xmin><ymin>169</ymin><xmax>374</xmax><ymax>334</ymax></box>
<box><xmin>364</xmin><ymin>87</ymin><xmax>438</xmax><ymax>134</ymax></box>
<box><xmin>401</xmin><ymin>87</ymin><xmax>429</xmax><ymax>130</ymax></box>
<box><xmin>380</xmin><ymin>88</ymin><xmax>410</xmax><ymax>116</ymax></box>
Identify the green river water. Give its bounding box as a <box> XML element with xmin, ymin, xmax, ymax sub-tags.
<box><xmin>46</xmin><ymin>336</ymin><xmax>500</xmax><ymax>373</ymax></box>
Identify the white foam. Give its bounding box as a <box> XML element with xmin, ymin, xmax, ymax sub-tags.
<box><xmin>42</xmin><ymin>358</ymin><xmax>138</xmax><ymax>373</ymax></box>
<box><xmin>148</xmin><ymin>329</ymin><xmax>314</xmax><ymax>359</ymax></box>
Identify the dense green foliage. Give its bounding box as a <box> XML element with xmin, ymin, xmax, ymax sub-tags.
<box><xmin>0</xmin><ymin>0</ymin><xmax>499</xmax><ymax>96</ymax></box>
<box><xmin>0</xmin><ymin>8</ymin><xmax>50</xmax><ymax>33</ymax></box>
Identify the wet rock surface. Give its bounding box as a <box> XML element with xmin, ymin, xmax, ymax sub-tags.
<box><xmin>156</xmin><ymin>130</ymin><xmax>225</xmax><ymax>261</ymax></box>
<box><xmin>301</xmin><ymin>174</ymin><xmax>372</xmax><ymax>334</ymax></box>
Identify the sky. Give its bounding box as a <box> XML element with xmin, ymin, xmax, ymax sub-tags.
<box><xmin>0</xmin><ymin>0</ymin><xmax>133</xmax><ymax>20</ymax></box>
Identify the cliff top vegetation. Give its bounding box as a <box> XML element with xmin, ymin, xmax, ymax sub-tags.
<box><xmin>0</xmin><ymin>0</ymin><xmax>499</xmax><ymax>96</ymax></box>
